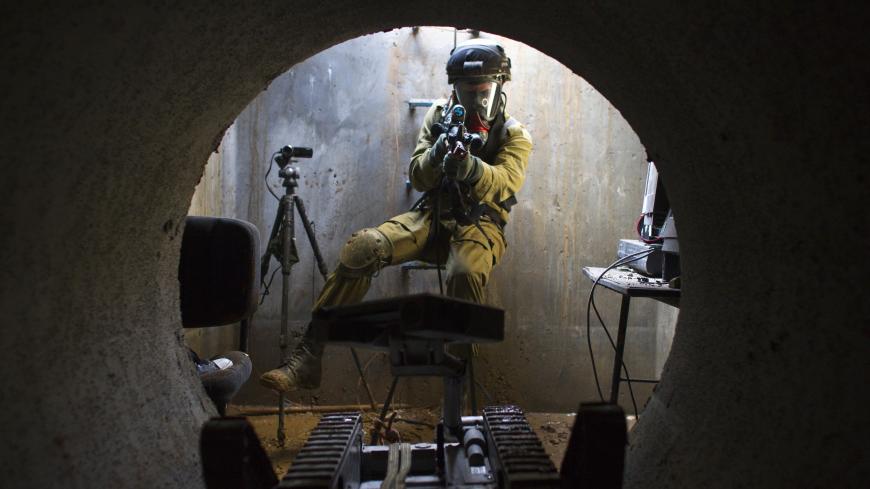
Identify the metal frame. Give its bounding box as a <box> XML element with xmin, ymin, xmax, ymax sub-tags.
<box><xmin>581</xmin><ymin>266</ymin><xmax>681</xmax><ymax>404</ymax></box>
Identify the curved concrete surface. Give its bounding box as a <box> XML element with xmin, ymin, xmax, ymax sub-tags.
<box><xmin>0</xmin><ymin>2</ymin><xmax>866</xmax><ymax>488</ymax></box>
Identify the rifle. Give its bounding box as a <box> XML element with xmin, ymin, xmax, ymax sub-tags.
<box><xmin>426</xmin><ymin>103</ymin><xmax>494</xmax><ymax>232</ymax></box>
<box><xmin>431</xmin><ymin>104</ymin><xmax>484</xmax><ymax>171</ymax></box>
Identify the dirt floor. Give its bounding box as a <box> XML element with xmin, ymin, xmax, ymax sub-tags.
<box><xmin>229</xmin><ymin>405</ymin><xmax>577</xmax><ymax>478</ymax></box>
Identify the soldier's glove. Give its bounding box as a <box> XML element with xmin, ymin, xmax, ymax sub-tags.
<box><xmin>444</xmin><ymin>151</ymin><xmax>483</xmax><ymax>185</ymax></box>
<box><xmin>424</xmin><ymin>133</ymin><xmax>449</xmax><ymax>170</ymax></box>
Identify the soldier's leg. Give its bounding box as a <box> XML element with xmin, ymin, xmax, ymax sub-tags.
<box><xmin>312</xmin><ymin>228</ymin><xmax>390</xmax><ymax>310</ymax></box>
<box><xmin>314</xmin><ymin>210</ymin><xmax>434</xmax><ymax>309</ymax></box>
<box><xmin>261</xmin><ymin>210</ymin><xmax>432</xmax><ymax>393</ymax></box>
<box><xmin>443</xmin><ymin>221</ymin><xmax>505</xmax><ymax>383</ymax></box>
<box><xmin>445</xmin><ymin>220</ymin><xmax>506</xmax><ymax>303</ymax></box>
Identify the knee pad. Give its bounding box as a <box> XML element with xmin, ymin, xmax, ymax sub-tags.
<box><xmin>337</xmin><ymin>228</ymin><xmax>392</xmax><ymax>278</ymax></box>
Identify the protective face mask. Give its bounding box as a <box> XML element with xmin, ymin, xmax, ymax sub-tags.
<box><xmin>455</xmin><ymin>80</ymin><xmax>501</xmax><ymax>121</ymax></box>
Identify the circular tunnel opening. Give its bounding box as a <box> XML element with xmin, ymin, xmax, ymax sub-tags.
<box><xmin>7</xmin><ymin>4</ymin><xmax>860</xmax><ymax>489</ymax></box>
<box><xmin>184</xmin><ymin>27</ymin><xmax>681</xmax><ymax>461</ymax></box>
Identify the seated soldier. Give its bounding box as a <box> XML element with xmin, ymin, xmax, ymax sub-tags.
<box><xmin>260</xmin><ymin>38</ymin><xmax>533</xmax><ymax>392</ymax></box>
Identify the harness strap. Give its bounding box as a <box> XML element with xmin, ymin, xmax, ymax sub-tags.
<box><xmin>413</xmin><ymin>103</ymin><xmax>520</xmax><ymax>256</ymax></box>
<box><xmin>498</xmin><ymin>195</ymin><xmax>518</xmax><ymax>212</ymax></box>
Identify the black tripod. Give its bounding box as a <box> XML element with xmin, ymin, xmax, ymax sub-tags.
<box><xmin>261</xmin><ymin>146</ymin><xmax>377</xmax><ymax>446</ymax></box>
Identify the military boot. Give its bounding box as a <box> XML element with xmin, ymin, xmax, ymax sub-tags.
<box><xmin>259</xmin><ymin>339</ymin><xmax>324</xmax><ymax>392</ymax></box>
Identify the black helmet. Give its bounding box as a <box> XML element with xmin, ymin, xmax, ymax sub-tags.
<box><xmin>446</xmin><ymin>39</ymin><xmax>512</xmax><ymax>84</ymax></box>
<box><xmin>447</xmin><ymin>39</ymin><xmax>511</xmax><ymax>123</ymax></box>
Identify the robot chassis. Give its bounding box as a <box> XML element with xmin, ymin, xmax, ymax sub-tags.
<box><xmin>201</xmin><ymin>294</ymin><xmax>626</xmax><ymax>489</ymax></box>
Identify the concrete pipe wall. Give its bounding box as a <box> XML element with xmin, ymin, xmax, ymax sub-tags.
<box><xmin>185</xmin><ymin>27</ymin><xmax>677</xmax><ymax>412</ymax></box>
<box><xmin>0</xmin><ymin>2</ymin><xmax>866</xmax><ymax>488</ymax></box>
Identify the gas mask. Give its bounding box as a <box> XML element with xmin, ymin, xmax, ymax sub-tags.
<box><xmin>454</xmin><ymin>80</ymin><xmax>502</xmax><ymax>148</ymax></box>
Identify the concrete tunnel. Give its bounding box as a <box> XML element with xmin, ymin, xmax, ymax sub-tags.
<box><xmin>0</xmin><ymin>2</ymin><xmax>867</xmax><ymax>488</ymax></box>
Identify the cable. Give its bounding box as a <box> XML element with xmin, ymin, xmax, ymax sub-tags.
<box><xmin>588</xmin><ymin>251</ymin><xmax>652</xmax><ymax>404</ymax></box>
<box><xmin>592</xmin><ymin>251</ymin><xmax>651</xmax><ymax>417</ymax></box>
<box><xmin>585</xmin><ymin>249</ymin><xmax>653</xmax><ymax>417</ymax></box>
<box><xmin>258</xmin><ymin>266</ymin><xmax>281</xmax><ymax>305</ymax></box>
<box><xmin>264</xmin><ymin>151</ymin><xmax>281</xmax><ymax>201</ymax></box>
<box><xmin>636</xmin><ymin>214</ymin><xmax>663</xmax><ymax>244</ymax></box>
<box><xmin>590</xmin><ymin>281</ymin><xmax>641</xmax><ymax>419</ymax></box>
<box><xmin>500</xmin><ymin>91</ymin><xmax>507</xmax><ymax>119</ymax></box>
<box><xmin>585</xmin><ymin>250</ymin><xmax>649</xmax><ymax>398</ymax></box>
<box><xmin>474</xmin><ymin>378</ymin><xmax>495</xmax><ymax>405</ymax></box>
<box><xmin>259</xmin><ymin>150</ymin><xmax>287</xmax><ymax>304</ymax></box>
<box><xmin>433</xmin><ymin>179</ymin><xmax>446</xmax><ymax>295</ymax></box>
<box><xmin>435</xmin><ymin>245</ymin><xmax>444</xmax><ymax>295</ymax></box>
<box><xmin>356</xmin><ymin>352</ymin><xmax>384</xmax><ymax>407</ymax></box>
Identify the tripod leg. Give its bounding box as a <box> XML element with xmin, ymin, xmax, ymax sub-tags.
<box><xmin>239</xmin><ymin>318</ymin><xmax>249</xmax><ymax>353</ymax></box>
<box><xmin>260</xmin><ymin>203</ymin><xmax>285</xmax><ymax>283</ymax></box>
<box><xmin>280</xmin><ymin>195</ymin><xmax>296</xmax><ymax>361</ymax></box>
<box><xmin>350</xmin><ymin>348</ymin><xmax>377</xmax><ymax>410</ymax></box>
<box><xmin>276</xmin><ymin>194</ymin><xmax>296</xmax><ymax>449</ymax></box>
<box><xmin>297</xmin><ymin>196</ymin><xmax>376</xmax><ymax>415</ymax></box>
<box><xmin>277</xmin><ymin>393</ymin><xmax>286</xmax><ymax>447</ymax></box>
<box><xmin>371</xmin><ymin>376</ymin><xmax>400</xmax><ymax>445</ymax></box>
<box><xmin>294</xmin><ymin>195</ymin><xmax>329</xmax><ymax>281</ymax></box>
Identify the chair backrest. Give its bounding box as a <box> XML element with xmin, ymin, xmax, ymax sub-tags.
<box><xmin>179</xmin><ymin>216</ymin><xmax>260</xmax><ymax>328</ymax></box>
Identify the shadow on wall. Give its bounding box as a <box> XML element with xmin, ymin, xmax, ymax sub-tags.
<box><xmin>186</xmin><ymin>27</ymin><xmax>679</xmax><ymax>412</ymax></box>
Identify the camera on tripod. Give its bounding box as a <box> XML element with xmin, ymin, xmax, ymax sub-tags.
<box><xmin>261</xmin><ymin>142</ymin><xmax>331</xmax><ymax>446</ymax></box>
<box><xmin>274</xmin><ymin>145</ymin><xmax>313</xmax><ymax>168</ymax></box>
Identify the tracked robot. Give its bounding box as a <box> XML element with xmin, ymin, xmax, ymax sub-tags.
<box><xmin>201</xmin><ymin>294</ymin><xmax>626</xmax><ymax>489</ymax></box>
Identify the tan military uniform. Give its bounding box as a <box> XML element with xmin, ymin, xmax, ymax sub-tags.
<box><xmin>314</xmin><ymin>100</ymin><xmax>533</xmax><ymax>308</ymax></box>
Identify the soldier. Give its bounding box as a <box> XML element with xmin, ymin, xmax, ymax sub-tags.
<box><xmin>260</xmin><ymin>38</ymin><xmax>533</xmax><ymax>392</ymax></box>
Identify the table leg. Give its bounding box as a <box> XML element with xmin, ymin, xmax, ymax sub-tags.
<box><xmin>610</xmin><ymin>295</ymin><xmax>631</xmax><ymax>404</ymax></box>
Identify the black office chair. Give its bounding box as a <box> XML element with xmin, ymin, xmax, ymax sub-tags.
<box><xmin>179</xmin><ymin>215</ymin><xmax>259</xmax><ymax>415</ymax></box>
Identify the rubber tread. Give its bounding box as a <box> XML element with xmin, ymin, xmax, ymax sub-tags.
<box><xmin>278</xmin><ymin>412</ymin><xmax>361</xmax><ymax>489</ymax></box>
<box><xmin>483</xmin><ymin>405</ymin><xmax>560</xmax><ymax>488</ymax></box>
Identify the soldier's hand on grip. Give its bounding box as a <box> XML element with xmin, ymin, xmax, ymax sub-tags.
<box><xmin>444</xmin><ymin>145</ymin><xmax>482</xmax><ymax>184</ymax></box>
<box><xmin>424</xmin><ymin>133</ymin><xmax>449</xmax><ymax>171</ymax></box>
<box><xmin>432</xmin><ymin>133</ymin><xmax>448</xmax><ymax>160</ymax></box>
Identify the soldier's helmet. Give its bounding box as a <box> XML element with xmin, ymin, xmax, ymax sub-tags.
<box><xmin>446</xmin><ymin>39</ymin><xmax>512</xmax><ymax>123</ymax></box>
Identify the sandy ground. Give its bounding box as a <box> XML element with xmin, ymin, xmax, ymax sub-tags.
<box><xmin>229</xmin><ymin>405</ymin><xmax>577</xmax><ymax>478</ymax></box>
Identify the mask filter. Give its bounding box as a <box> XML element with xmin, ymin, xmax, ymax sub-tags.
<box><xmin>467</xmin><ymin>112</ymin><xmax>490</xmax><ymax>134</ymax></box>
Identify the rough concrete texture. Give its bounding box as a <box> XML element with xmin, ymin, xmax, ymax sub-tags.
<box><xmin>186</xmin><ymin>27</ymin><xmax>675</xmax><ymax>413</ymax></box>
<box><xmin>0</xmin><ymin>2</ymin><xmax>867</xmax><ymax>489</ymax></box>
